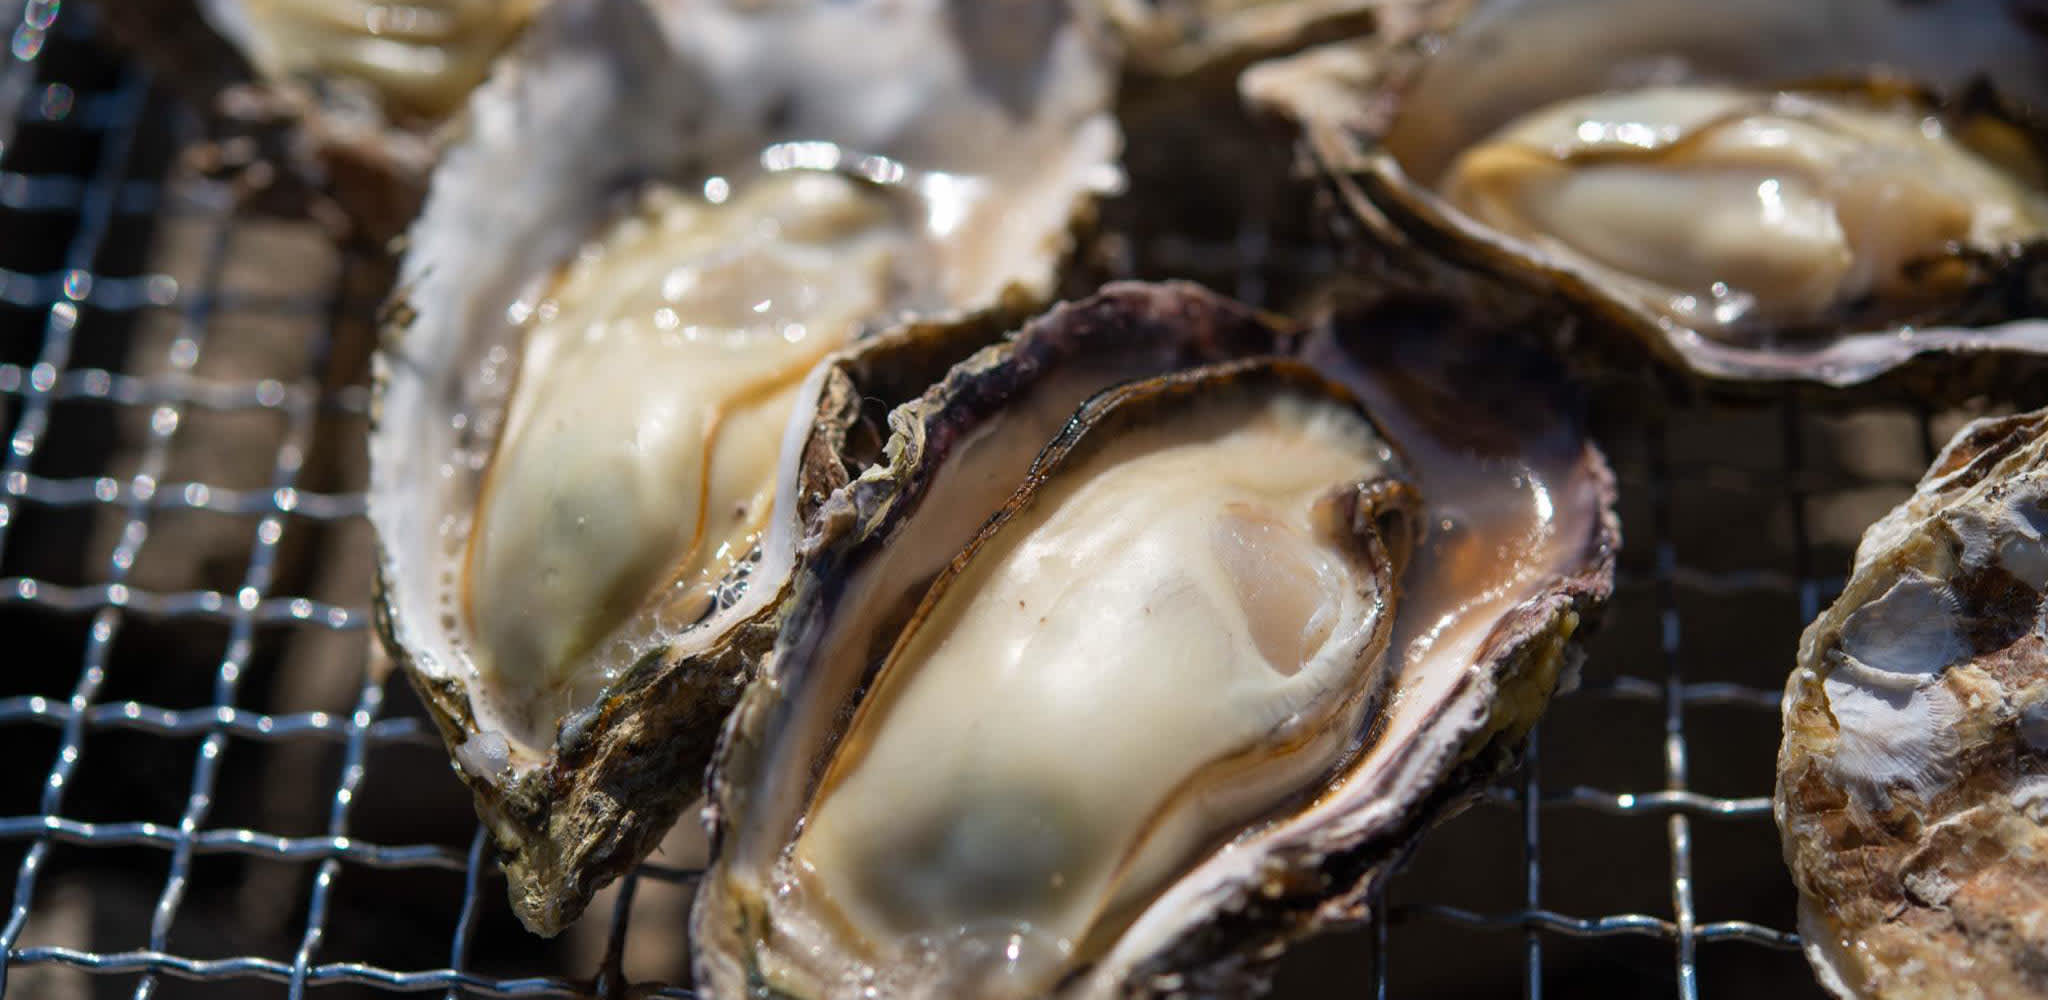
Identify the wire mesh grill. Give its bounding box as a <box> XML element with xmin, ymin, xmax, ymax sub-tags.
<box><xmin>0</xmin><ymin>5</ymin><xmax>1984</xmax><ymax>997</ymax></box>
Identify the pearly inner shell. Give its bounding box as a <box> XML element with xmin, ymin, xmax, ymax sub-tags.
<box><xmin>1438</xmin><ymin>85</ymin><xmax>2048</xmax><ymax>340</ymax></box>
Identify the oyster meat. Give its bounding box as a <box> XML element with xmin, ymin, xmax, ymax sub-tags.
<box><xmin>1244</xmin><ymin>0</ymin><xmax>2048</xmax><ymax>389</ymax></box>
<box><xmin>1440</xmin><ymin>85</ymin><xmax>2048</xmax><ymax>339</ymax></box>
<box><xmin>105</xmin><ymin>0</ymin><xmax>547</xmax><ymax>238</ymax></box>
<box><xmin>1778</xmin><ymin>408</ymin><xmax>2048</xmax><ymax>999</ymax></box>
<box><xmin>1102</xmin><ymin>0</ymin><xmax>1382</xmax><ymax>78</ymax></box>
<box><xmin>693</xmin><ymin>283</ymin><xmax>1617</xmax><ymax>998</ymax></box>
<box><xmin>369</xmin><ymin>0</ymin><xmax>1120</xmax><ymax>934</ymax></box>
<box><xmin>205</xmin><ymin>0</ymin><xmax>542</xmax><ymax>119</ymax></box>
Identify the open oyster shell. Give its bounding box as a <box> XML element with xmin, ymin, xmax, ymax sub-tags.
<box><xmin>1778</xmin><ymin>408</ymin><xmax>2048</xmax><ymax>999</ymax></box>
<box><xmin>367</xmin><ymin>0</ymin><xmax>1120</xmax><ymax>935</ymax></box>
<box><xmin>692</xmin><ymin>282</ymin><xmax>1617</xmax><ymax>998</ymax></box>
<box><xmin>103</xmin><ymin>0</ymin><xmax>545</xmax><ymax>240</ymax></box>
<box><xmin>1244</xmin><ymin>0</ymin><xmax>2048</xmax><ymax>392</ymax></box>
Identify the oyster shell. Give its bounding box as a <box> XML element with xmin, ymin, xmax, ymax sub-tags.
<box><xmin>692</xmin><ymin>282</ymin><xmax>1617</xmax><ymax>998</ymax></box>
<box><xmin>1778</xmin><ymin>408</ymin><xmax>2048</xmax><ymax>999</ymax></box>
<box><xmin>1244</xmin><ymin>0</ymin><xmax>2048</xmax><ymax>390</ymax></box>
<box><xmin>368</xmin><ymin>0</ymin><xmax>1120</xmax><ymax>934</ymax></box>
<box><xmin>104</xmin><ymin>0</ymin><xmax>545</xmax><ymax>239</ymax></box>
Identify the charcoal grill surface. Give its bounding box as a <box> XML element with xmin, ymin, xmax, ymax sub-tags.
<box><xmin>0</xmin><ymin>5</ymin><xmax>1964</xmax><ymax>997</ymax></box>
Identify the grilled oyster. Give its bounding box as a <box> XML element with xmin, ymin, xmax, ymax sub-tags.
<box><xmin>1244</xmin><ymin>0</ymin><xmax>2048</xmax><ymax>390</ymax></box>
<box><xmin>203</xmin><ymin>0</ymin><xmax>540</xmax><ymax>118</ymax></box>
<box><xmin>104</xmin><ymin>0</ymin><xmax>546</xmax><ymax>239</ymax></box>
<box><xmin>367</xmin><ymin>0</ymin><xmax>1120</xmax><ymax>935</ymax></box>
<box><xmin>1778</xmin><ymin>408</ymin><xmax>2048</xmax><ymax>999</ymax></box>
<box><xmin>692</xmin><ymin>283</ymin><xmax>1617</xmax><ymax>998</ymax></box>
<box><xmin>1102</xmin><ymin>0</ymin><xmax>1381</xmax><ymax>78</ymax></box>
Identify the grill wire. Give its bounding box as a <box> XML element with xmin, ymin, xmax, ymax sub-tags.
<box><xmin>0</xmin><ymin>5</ymin><xmax>1984</xmax><ymax>998</ymax></box>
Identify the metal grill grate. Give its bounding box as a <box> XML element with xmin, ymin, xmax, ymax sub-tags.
<box><xmin>0</xmin><ymin>6</ymin><xmax>1977</xmax><ymax>997</ymax></box>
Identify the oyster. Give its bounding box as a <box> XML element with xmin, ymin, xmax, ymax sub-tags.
<box><xmin>1102</xmin><ymin>0</ymin><xmax>1382</xmax><ymax>78</ymax></box>
<box><xmin>104</xmin><ymin>0</ymin><xmax>546</xmax><ymax>239</ymax></box>
<box><xmin>693</xmin><ymin>283</ymin><xmax>1617</xmax><ymax>998</ymax></box>
<box><xmin>1244</xmin><ymin>0</ymin><xmax>2048</xmax><ymax>389</ymax></box>
<box><xmin>1778</xmin><ymin>408</ymin><xmax>2048</xmax><ymax>999</ymax></box>
<box><xmin>202</xmin><ymin>0</ymin><xmax>540</xmax><ymax>119</ymax></box>
<box><xmin>368</xmin><ymin>0</ymin><xmax>1120</xmax><ymax>934</ymax></box>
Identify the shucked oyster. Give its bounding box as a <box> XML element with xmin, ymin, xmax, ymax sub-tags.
<box><xmin>368</xmin><ymin>0</ymin><xmax>1120</xmax><ymax>934</ymax></box>
<box><xmin>1244</xmin><ymin>0</ymin><xmax>2048</xmax><ymax>389</ymax></box>
<box><xmin>1101</xmin><ymin>0</ymin><xmax>1382</xmax><ymax>78</ymax></box>
<box><xmin>104</xmin><ymin>0</ymin><xmax>546</xmax><ymax>239</ymax></box>
<box><xmin>202</xmin><ymin>0</ymin><xmax>541</xmax><ymax>118</ymax></box>
<box><xmin>1778</xmin><ymin>409</ymin><xmax>2048</xmax><ymax>999</ymax></box>
<box><xmin>693</xmin><ymin>283</ymin><xmax>1617</xmax><ymax>998</ymax></box>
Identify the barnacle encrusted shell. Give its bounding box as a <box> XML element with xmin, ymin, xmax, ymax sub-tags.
<box><xmin>692</xmin><ymin>282</ymin><xmax>1618</xmax><ymax>998</ymax></box>
<box><xmin>1777</xmin><ymin>408</ymin><xmax>2048</xmax><ymax>999</ymax></box>
<box><xmin>1243</xmin><ymin>0</ymin><xmax>2048</xmax><ymax>391</ymax></box>
<box><xmin>367</xmin><ymin>0</ymin><xmax>1121</xmax><ymax>935</ymax></box>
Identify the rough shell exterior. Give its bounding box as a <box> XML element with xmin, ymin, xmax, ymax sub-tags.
<box><xmin>1778</xmin><ymin>408</ymin><xmax>2048</xmax><ymax>999</ymax></box>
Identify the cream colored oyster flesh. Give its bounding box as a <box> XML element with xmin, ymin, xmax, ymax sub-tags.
<box><xmin>781</xmin><ymin>392</ymin><xmax>1403</xmax><ymax>995</ymax></box>
<box><xmin>465</xmin><ymin>173</ymin><xmax>910</xmax><ymax>718</ymax></box>
<box><xmin>206</xmin><ymin>0</ymin><xmax>543</xmax><ymax>117</ymax></box>
<box><xmin>1439</xmin><ymin>85</ymin><xmax>2048</xmax><ymax>341</ymax></box>
<box><xmin>1104</xmin><ymin>0</ymin><xmax>1380</xmax><ymax>73</ymax></box>
<box><xmin>691</xmin><ymin>283</ymin><xmax>1619</xmax><ymax>998</ymax></box>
